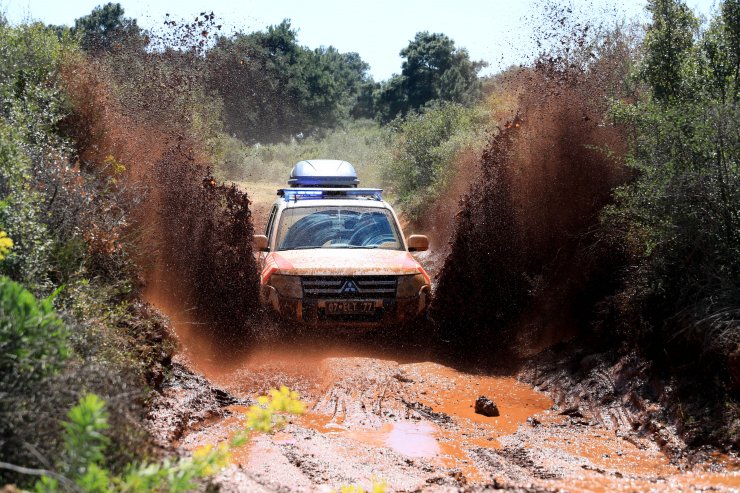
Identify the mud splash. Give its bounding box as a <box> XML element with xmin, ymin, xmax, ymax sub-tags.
<box><xmin>431</xmin><ymin>58</ymin><xmax>629</xmax><ymax>357</ymax></box>
<box><xmin>61</xmin><ymin>42</ymin><xmax>262</xmax><ymax>339</ymax></box>
<box><xmin>146</xmin><ymin>144</ymin><xmax>260</xmax><ymax>336</ymax></box>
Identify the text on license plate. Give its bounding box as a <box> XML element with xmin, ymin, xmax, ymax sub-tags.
<box><xmin>324</xmin><ymin>300</ymin><xmax>376</xmax><ymax>315</ymax></box>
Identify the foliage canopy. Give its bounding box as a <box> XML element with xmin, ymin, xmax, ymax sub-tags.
<box><xmin>375</xmin><ymin>32</ymin><xmax>485</xmax><ymax>122</ymax></box>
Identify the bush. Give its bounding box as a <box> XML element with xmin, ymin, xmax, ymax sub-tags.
<box><xmin>383</xmin><ymin>102</ymin><xmax>489</xmax><ymax>219</ymax></box>
<box><xmin>600</xmin><ymin>1</ymin><xmax>740</xmax><ymax>446</ymax></box>
<box><xmin>0</xmin><ymin>275</ymin><xmax>69</xmax><ymax>382</ymax></box>
<box><xmin>0</xmin><ymin>276</ymin><xmax>70</xmax><ymax>484</ymax></box>
<box><xmin>605</xmin><ymin>0</ymin><xmax>740</xmax><ymax>368</ymax></box>
<box><xmin>34</xmin><ymin>387</ymin><xmax>306</xmax><ymax>492</ymax></box>
<box><xmin>0</xmin><ymin>122</ymin><xmax>54</xmax><ymax>292</ymax></box>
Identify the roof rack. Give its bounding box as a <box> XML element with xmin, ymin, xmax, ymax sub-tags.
<box><xmin>277</xmin><ymin>188</ymin><xmax>383</xmax><ymax>202</ymax></box>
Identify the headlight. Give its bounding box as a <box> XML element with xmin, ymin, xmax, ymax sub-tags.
<box><xmin>269</xmin><ymin>274</ymin><xmax>303</xmax><ymax>298</ymax></box>
<box><xmin>397</xmin><ymin>273</ymin><xmax>426</xmax><ymax>298</ymax></box>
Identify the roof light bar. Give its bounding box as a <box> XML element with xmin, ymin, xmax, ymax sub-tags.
<box><xmin>278</xmin><ymin>188</ymin><xmax>383</xmax><ymax>202</ymax></box>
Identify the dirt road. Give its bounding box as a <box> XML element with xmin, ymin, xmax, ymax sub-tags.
<box><xmin>144</xmin><ymin>181</ymin><xmax>740</xmax><ymax>492</ymax></box>
<box><xmin>146</xmin><ymin>321</ymin><xmax>740</xmax><ymax>492</ymax></box>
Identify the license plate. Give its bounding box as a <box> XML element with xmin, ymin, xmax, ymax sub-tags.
<box><xmin>324</xmin><ymin>300</ymin><xmax>376</xmax><ymax>315</ymax></box>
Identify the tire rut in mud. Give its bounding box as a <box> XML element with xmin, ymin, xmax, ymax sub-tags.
<box><xmin>147</xmin><ymin>362</ymin><xmax>247</xmax><ymax>448</ymax></box>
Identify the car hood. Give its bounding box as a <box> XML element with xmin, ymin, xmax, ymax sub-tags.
<box><xmin>267</xmin><ymin>249</ymin><xmax>425</xmax><ymax>277</ymax></box>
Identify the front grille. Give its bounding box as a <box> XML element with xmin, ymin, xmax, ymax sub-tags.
<box><xmin>302</xmin><ymin>276</ymin><xmax>397</xmax><ymax>299</ymax></box>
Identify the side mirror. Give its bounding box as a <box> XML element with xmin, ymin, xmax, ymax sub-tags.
<box><xmin>253</xmin><ymin>235</ymin><xmax>269</xmax><ymax>252</ymax></box>
<box><xmin>407</xmin><ymin>234</ymin><xmax>429</xmax><ymax>252</ymax></box>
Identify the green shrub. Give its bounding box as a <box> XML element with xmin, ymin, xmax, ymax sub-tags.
<box><xmin>0</xmin><ymin>275</ymin><xmax>69</xmax><ymax>387</ymax></box>
<box><xmin>62</xmin><ymin>393</ymin><xmax>111</xmax><ymax>478</ymax></box>
<box><xmin>0</xmin><ymin>122</ymin><xmax>54</xmax><ymax>292</ymax></box>
<box><xmin>604</xmin><ymin>0</ymin><xmax>740</xmax><ymax>368</ymax></box>
<box><xmin>384</xmin><ymin>102</ymin><xmax>489</xmax><ymax>219</ymax></box>
<box><xmin>0</xmin><ymin>276</ymin><xmax>70</xmax><ymax>483</ymax></box>
<box><xmin>0</xmin><ymin>22</ymin><xmax>81</xmax><ymax>293</ymax></box>
<box><xmin>34</xmin><ymin>387</ymin><xmax>306</xmax><ymax>492</ymax></box>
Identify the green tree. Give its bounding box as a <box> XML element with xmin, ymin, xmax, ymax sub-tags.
<box><xmin>208</xmin><ymin>20</ymin><xmax>372</xmax><ymax>144</ymax></box>
<box><xmin>315</xmin><ymin>47</ymin><xmax>374</xmax><ymax>119</ymax></box>
<box><xmin>73</xmin><ymin>3</ymin><xmax>146</xmax><ymax>54</ymax></box>
<box><xmin>701</xmin><ymin>0</ymin><xmax>740</xmax><ymax>101</ymax></box>
<box><xmin>374</xmin><ymin>75</ymin><xmax>408</xmax><ymax>124</ymax></box>
<box><xmin>376</xmin><ymin>32</ymin><xmax>485</xmax><ymax>121</ymax></box>
<box><xmin>640</xmin><ymin>0</ymin><xmax>698</xmax><ymax>102</ymax></box>
<box><xmin>606</xmin><ymin>0</ymin><xmax>740</xmax><ymax>394</ymax></box>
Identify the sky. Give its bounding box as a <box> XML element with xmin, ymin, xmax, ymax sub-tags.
<box><xmin>2</xmin><ymin>0</ymin><xmax>719</xmax><ymax>81</ymax></box>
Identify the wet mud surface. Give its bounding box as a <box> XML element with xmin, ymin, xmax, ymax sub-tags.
<box><xmin>145</xmin><ymin>317</ymin><xmax>740</xmax><ymax>493</ymax></box>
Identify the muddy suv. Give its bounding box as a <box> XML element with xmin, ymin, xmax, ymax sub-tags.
<box><xmin>253</xmin><ymin>160</ymin><xmax>431</xmax><ymax>327</ymax></box>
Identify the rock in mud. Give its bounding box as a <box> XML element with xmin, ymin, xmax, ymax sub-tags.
<box><xmin>475</xmin><ymin>395</ymin><xmax>500</xmax><ymax>417</ymax></box>
<box><xmin>558</xmin><ymin>405</ymin><xmax>584</xmax><ymax>418</ymax></box>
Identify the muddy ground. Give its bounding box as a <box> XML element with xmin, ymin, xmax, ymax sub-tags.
<box><xmin>146</xmin><ymin>326</ymin><xmax>740</xmax><ymax>493</ymax></box>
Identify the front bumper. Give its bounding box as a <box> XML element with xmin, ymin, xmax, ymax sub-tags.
<box><xmin>260</xmin><ymin>284</ymin><xmax>430</xmax><ymax>327</ymax></box>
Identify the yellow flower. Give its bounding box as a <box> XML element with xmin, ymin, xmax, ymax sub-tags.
<box><xmin>103</xmin><ymin>154</ymin><xmax>126</xmax><ymax>175</ymax></box>
<box><xmin>192</xmin><ymin>444</ymin><xmax>213</xmax><ymax>460</ymax></box>
<box><xmin>268</xmin><ymin>386</ymin><xmax>306</xmax><ymax>414</ymax></box>
<box><xmin>244</xmin><ymin>405</ymin><xmax>273</xmax><ymax>432</ymax></box>
<box><xmin>0</xmin><ymin>231</ymin><xmax>13</xmax><ymax>261</ymax></box>
<box><xmin>192</xmin><ymin>443</ymin><xmax>231</xmax><ymax>476</ymax></box>
<box><xmin>339</xmin><ymin>486</ymin><xmax>364</xmax><ymax>493</ymax></box>
<box><xmin>371</xmin><ymin>479</ymin><xmax>387</xmax><ymax>493</ymax></box>
<box><xmin>335</xmin><ymin>479</ymin><xmax>387</xmax><ymax>493</ymax></box>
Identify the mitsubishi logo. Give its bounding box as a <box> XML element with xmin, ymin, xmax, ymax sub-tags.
<box><xmin>341</xmin><ymin>280</ymin><xmax>360</xmax><ymax>294</ymax></box>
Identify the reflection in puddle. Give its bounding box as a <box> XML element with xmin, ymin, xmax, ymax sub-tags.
<box><xmin>388</xmin><ymin>422</ymin><xmax>440</xmax><ymax>457</ymax></box>
<box><xmin>341</xmin><ymin>421</ymin><xmax>441</xmax><ymax>458</ymax></box>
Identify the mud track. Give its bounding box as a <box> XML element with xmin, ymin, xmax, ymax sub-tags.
<box><xmin>143</xmin><ymin>316</ymin><xmax>740</xmax><ymax>493</ymax></box>
<box><xmin>140</xmin><ymin>177</ymin><xmax>740</xmax><ymax>492</ymax></box>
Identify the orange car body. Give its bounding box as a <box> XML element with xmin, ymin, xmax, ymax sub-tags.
<box><xmin>256</xmin><ymin>190</ymin><xmax>431</xmax><ymax>327</ymax></box>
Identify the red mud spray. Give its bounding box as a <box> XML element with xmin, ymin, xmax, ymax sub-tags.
<box><xmin>60</xmin><ymin>7</ymin><xmax>634</xmax><ymax>361</ymax></box>
<box><xmin>431</xmin><ymin>51</ymin><xmax>631</xmax><ymax>356</ymax></box>
<box><xmin>59</xmin><ymin>21</ymin><xmax>262</xmax><ymax>349</ymax></box>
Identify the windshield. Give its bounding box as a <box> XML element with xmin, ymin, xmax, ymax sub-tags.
<box><xmin>275</xmin><ymin>206</ymin><xmax>403</xmax><ymax>251</ymax></box>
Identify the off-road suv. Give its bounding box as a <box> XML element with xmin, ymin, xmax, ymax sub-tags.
<box><xmin>253</xmin><ymin>160</ymin><xmax>431</xmax><ymax>327</ymax></box>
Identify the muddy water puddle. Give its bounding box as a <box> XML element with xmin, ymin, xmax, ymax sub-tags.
<box><xmin>175</xmin><ymin>346</ymin><xmax>558</xmax><ymax>485</ymax></box>
<box><xmin>147</xmin><ymin>294</ymin><xmax>740</xmax><ymax>491</ymax></box>
<box><xmin>333</xmin><ymin>421</ymin><xmax>442</xmax><ymax>458</ymax></box>
<box><xmin>170</xmin><ymin>348</ymin><xmax>740</xmax><ymax>492</ymax></box>
<box><xmin>297</xmin><ymin>362</ymin><xmax>555</xmax><ymax>481</ymax></box>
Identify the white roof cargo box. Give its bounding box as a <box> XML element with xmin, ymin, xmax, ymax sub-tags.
<box><xmin>288</xmin><ymin>159</ymin><xmax>359</xmax><ymax>188</ymax></box>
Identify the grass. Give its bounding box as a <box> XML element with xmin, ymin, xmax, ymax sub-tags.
<box><xmin>215</xmin><ymin>120</ymin><xmax>393</xmax><ymax>189</ymax></box>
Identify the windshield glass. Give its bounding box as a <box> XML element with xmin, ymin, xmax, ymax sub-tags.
<box><xmin>275</xmin><ymin>206</ymin><xmax>403</xmax><ymax>251</ymax></box>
